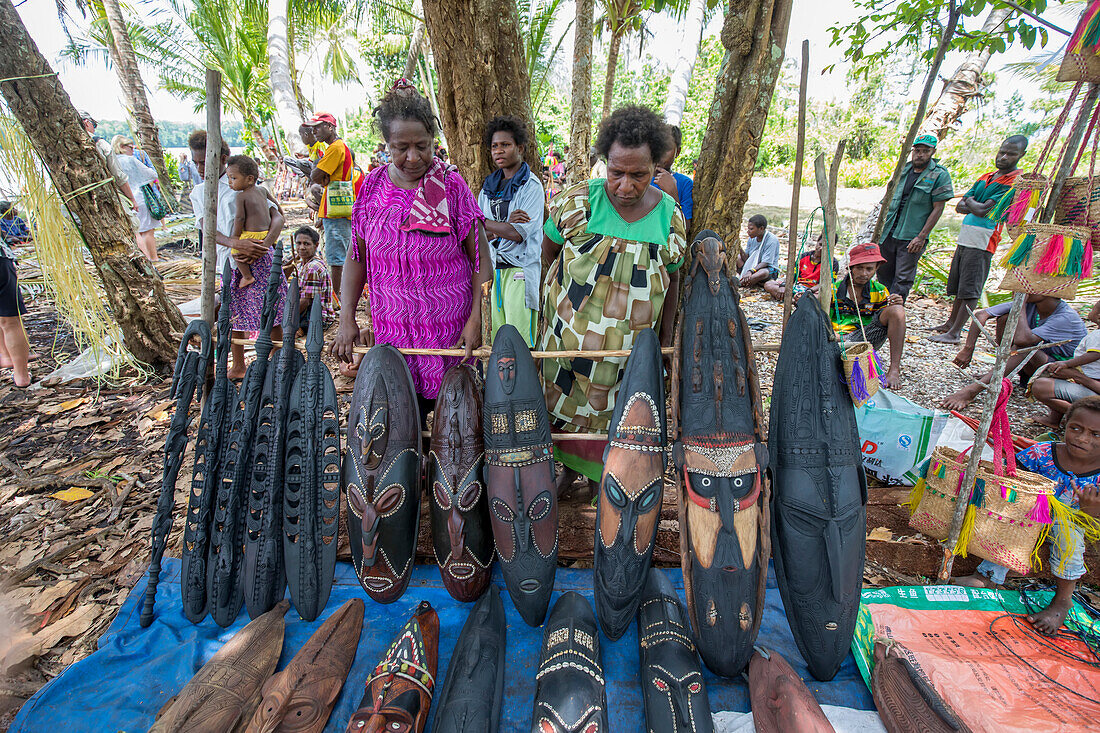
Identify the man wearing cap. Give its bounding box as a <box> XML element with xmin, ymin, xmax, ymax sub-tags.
<box><xmin>877</xmin><ymin>133</ymin><xmax>953</xmax><ymax>301</ymax></box>
<box><xmin>832</xmin><ymin>242</ymin><xmax>906</xmax><ymax>389</ymax></box>
<box><xmin>307</xmin><ymin>112</ymin><xmax>355</xmax><ymax>292</ymax></box>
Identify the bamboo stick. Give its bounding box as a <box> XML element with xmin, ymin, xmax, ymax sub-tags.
<box><xmin>814</xmin><ymin>140</ymin><xmax>846</xmax><ymax>337</ymax></box>
<box><xmin>782</xmin><ymin>40</ymin><xmax>810</xmax><ymax>331</ymax></box>
<box><xmin>220</xmin><ymin>338</ymin><xmax>784</xmax><ymax>356</ymax></box>
<box><xmin>200</xmin><ymin>69</ymin><xmax>221</xmax><ymax>328</ymax></box>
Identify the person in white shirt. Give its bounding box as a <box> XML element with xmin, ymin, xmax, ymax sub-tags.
<box><xmin>738</xmin><ymin>213</ymin><xmax>781</xmax><ymax>287</ymax></box>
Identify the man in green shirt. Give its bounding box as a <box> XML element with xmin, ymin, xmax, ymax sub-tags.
<box><xmin>878</xmin><ymin>133</ymin><xmax>954</xmax><ymax>301</ymax></box>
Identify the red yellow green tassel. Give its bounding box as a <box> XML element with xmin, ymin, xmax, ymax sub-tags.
<box><xmin>1035</xmin><ymin>233</ymin><xmax>1065</xmax><ymax>274</ymax></box>
<box><xmin>1000</xmin><ymin>232</ymin><xmax>1036</xmax><ymax>268</ymax></box>
<box><xmin>1084</xmin><ymin>240</ymin><xmax>1094</xmax><ymax>277</ymax></box>
<box><xmin>1069</xmin><ymin>0</ymin><xmax>1100</xmax><ymax>54</ymax></box>
<box><xmin>1004</xmin><ymin>187</ymin><xmax>1041</xmax><ymax>227</ymax></box>
<box><xmin>990</xmin><ymin>187</ymin><xmax>1016</xmax><ymax>221</ymax></box>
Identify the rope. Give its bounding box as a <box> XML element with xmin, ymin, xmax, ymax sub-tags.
<box><xmin>986</xmin><ymin>613</ymin><xmax>1100</xmax><ymax>705</ymax></box>
<box><xmin>1033</xmin><ymin>82</ymin><xmax>1084</xmax><ymax>175</ymax></box>
<box><xmin>1068</xmin><ymin>99</ymin><xmax>1100</xmax><ymax>175</ymax></box>
<box><xmin>60</xmin><ymin>177</ymin><xmax>117</xmax><ymax>202</ymax></box>
<box><xmin>988</xmin><ymin>378</ymin><xmax>1017</xmax><ymax>478</ymax></box>
<box><xmin>0</xmin><ymin>73</ymin><xmax>59</xmax><ymax>84</ymax></box>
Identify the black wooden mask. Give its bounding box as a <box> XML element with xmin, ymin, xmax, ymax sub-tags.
<box><xmin>769</xmin><ymin>295</ymin><xmax>867</xmax><ymax>682</ymax></box>
<box><xmin>674</xmin><ymin>233</ymin><xmax>770</xmax><ymax>678</ymax></box>
<box><xmin>594</xmin><ymin>327</ymin><xmax>666</xmax><ymax>640</ymax></box>
<box><xmin>483</xmin><ymin>326</ymin><xmax>558</xmax><ymax>627</ymax></box>
<box><xmin>344</xmin><ymin>345</ymin><xmax>422</xmax><ymax>604</ymax></box>
<box><xmin>431</xmin><ymin>585</ymin><xmax>506</xmax><ymax>732</ymax></box>
<box><xmin>530</xmin><ymin>592</ymin><xmax>608</xmax><ymax>733</ymax></box>
<box><xmin>429</xmin><ymin>364</ymin><xmax>492</xmax><ymax>603</ymax></box>
<box><xmin>637</xmin><ymin>569</ymin><xmax>714</xmax><ymax>733</ymax></box>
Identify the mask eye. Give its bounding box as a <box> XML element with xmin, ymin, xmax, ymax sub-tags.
<box><xmin>605</xmin><ymin>480</ymin><xmax>627</xmax><ymax>507</ymax></box>
<box><xmin>652</xmin><ymin>677</ymin><xmax>669</xmax><ymax>691</ymax></box>
<box><xmin>538</xmin><ymin>721</ymin><xmax>555</xmax><ymax>733</ymax></box>
<box><xmin>374</xmin><ymin>485</ymin><xmax>405</xmax><ymax>516</ymax></box>
<box><xmin>583</xmin><ymin>723</ymin><xmax>600</xmax><ymax>733</ymax></box>
<box><xmin>688</xmin><ymin>681</ymin><xmax>702</xmax><ymax>693</ymax></box>
<box><xmin>528</xmin><ymin>491</ymin><xmax>552</xmax><ymax>520</ymax></box>
<box><xmin>458</xmin><ymin>481</ymin><xmax>482</xmax><ymax>510</ymax></box>
<box><xmin>491</xmin><ymin>497</ymin><xmax>516</xmax><ymax>523</ymax></box>
<box><xmin>732</xmin><ymin>475</ymin><xmax>745</xmax><ymax>489</ymax></box>
<box><xmin>636</xmin><ymin>481</ymin><xmax>661</xmax><ymax>512</ymax></box>
<box><xmin>701</xmin><ymin>477</ymin><xmax>711</xmax><ymax>487</ymax></box>
<box><xmin>433</xmin><ymin>482</ymin><xmax>451</xmax><ymax>510</ymax></box>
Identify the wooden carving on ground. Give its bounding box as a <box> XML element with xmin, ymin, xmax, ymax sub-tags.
<box><xmin>245</xmin><ymin>275</ymin><xmax>303</xmax><ymax>618</ymax></box>
<box><xmin>748</xmin><ymin>648</ymin><xmax>835</xmax><ymax>733</ymax></box>
<box><xmin>283</xmin><ymin>295</ymin><xmax>341</xmax><ymax>621</ymax></box>
<box><xmin>244</xmin><ymin>598</ymin><xmax>364</xmax><ymax>733</ymax></box>
<box><xmin>140</xmin><ymin>318</ymin><xmax>211</xmax><ymax>627</ymax></box>
<box><xmin>769</xmin><ymin>295</ymin><xmax>867</xmax><ymax>681</ymax></box>
<box><xmin>150</xmin><ymin>600</ymin><xmax>288</xmax><ymax>733</ymax></box>
<box><xmin>871</xmin><ymin>641</ymin><xmax>971</xmax><ymax>733</ymax></box>
<box><xmin>530</xmin><ymin>591</ymin><xmax>608</xmax><ymax>732</ymax></box>
<box><xmin>593</xmin><ymin>328</ymin><xmax>666</xmax><ymax>640</ymax></box>
<box><xmin>428</xmin><ymin>363</ymin><xmax>492</xmax><ymax>602</ymax></box>
<box><xmin>345</xmin><ymin>600</ymin><xmax>439</xmax><ymax>733</ymax></box>
<box><xmin>181</xmin><ymin>268</ymin><xmax>238</xmax><ymax>624</ymax></box>
<box><xmin>673</xmin><ymin>232</ymin><xmax>770</xmax><ymax>677</ymax></box>
<box><xmin>483</xmin><ymin>325</ymin><xmax>558</xmax><ymax>627</ymax></box>
<box><xmin>343</xmin><ymin>344</ymin><xmax>421</xmax><ymax>604</ymax></box>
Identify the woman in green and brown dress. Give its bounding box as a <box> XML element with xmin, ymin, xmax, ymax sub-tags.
<box><xmin>541</xmin><ymin>105</ymin><xmax>687</xmax><ymax>491</ymax></box>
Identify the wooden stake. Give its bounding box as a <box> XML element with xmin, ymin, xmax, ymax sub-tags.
<box><xmin>226</xmin><ymin>338</ymin><xmax>784</xmax><ymax>357</ymax></box>
<box><xmin>814</xmin><ymin>140</ymin><xmax>846</xmax><ymax>333</ymax></box>
<box><xmin>782</xmin><ymin>40</ymin><xmax>810</xmax><ymax>331</ymax></box>
<box><xmin>937</xmin><ymin>82</ymin><xmax>1099</xmax><ymax>583</ymax></box>
<box><xmin>199</xmin><ymin>69</ymin><xmax>221</xmax><ymax>327</ymax></box>
<box><xmin>871</xmin><ymin>0</ymin><xmax>961</xmax><ymax>244</ymax></box>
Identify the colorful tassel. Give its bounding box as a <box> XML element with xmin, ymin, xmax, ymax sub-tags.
<box><xmin>954</xmin><ymin>504</ymin><xmax>977</xmax><ymax>556</ymax></box>
<box><xmin>969</xmin><ymin>477</ymin><xmax>985</xmax><ymax>509</ymax></box>
<box><xmin>990</xmin><ymin>187</ymin><xmax>1016</xmax><ymax>221</ymax></box>
<box><xmin>1030</xmin><ymin>522</ymin><xmax>1050</xmax><ymax>571</ymax></box>
<box><xmin>1001</xmin><ymin>233</ymin><xmax>1036</xmax><ymax>268</ymax></box>
<box><xmin>1064</xmin><ymin>237</ymin><xmax>1085</xmax><ymax>277</ymax></box>
<box><xmin>1070</xmin><ymin>1</ymin><xmax>1100</xmax><ymax>53</ymax></box>
<box><xmin>1084</xmin><ymin>240</ymin><xmax>1094</xmax><ymax>278</ymax></box>
<box><xmin>904</xmin><ymin>478</ymin><xmax>926</xmax><ymax>514</ymax></box>
<box><xmin>1002</xmin><ymin>486</ymin><xmax>1017</xmax><ymax>502</ymax></box>
<box><xmin>848</xmin><ymin>355</ymin><xmax>870</xmax><ymax>403</ymax></box>
<box><xmin>1027</xmin><ymin>492</ymin><xmax>1052</xmax><ymax>523</ymax></box>
<box><xmin>1034</xmin><ymin>233</ymin><xmax>1065</xmax><ymax>274</ymax></box>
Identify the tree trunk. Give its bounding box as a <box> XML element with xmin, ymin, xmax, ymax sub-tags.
<box><xmin>422</xmin><ymin>0</ymin><xmax>540</xmax><ymax>186</ymax></box>
<box><xmin>601</xmin><ymin>28</ymin><xmax>625</xmax><ymax>123</ymax></box>
<box><xmin>403</xmin><ymin>23</ymin><xmax>425</xmax><ymax>80</ymax></box>
<box><xmin>0</xmin><ymin>0</ymin><xmax>185</xmax><ymax>369</ymax></box>
<box><xmin>691</xmin><ymin>0</ymin><xmax>795</xmax><ymax>248</ymax></box>
<box><xmin>100</xmin><ymin>0</ymin><xmax>175</xmax><ymax>196</ymax></box>
<box><xmin>663</xmin><ymin>0</ymin><xmax>707</xmax><ymax>126</ymax></box>
<box><xmin>268</xmin><ymin>0</ymin><xmax>303</xmax><ymax>154</ymax></box>
<box><xmin>921</xmin><ymin>6</ymin><xmax>1011</xmax><ymax>142</ymax></box>
<box><xmin>567</xmin><ymin>0</ymin><xmax>595</xmax><ymax>187</ymax></box>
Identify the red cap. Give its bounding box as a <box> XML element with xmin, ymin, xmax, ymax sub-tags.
<box><xmin>849</xmin><ymin>242</ymin><xmax>886</xmax><ymax>266</ymax></box>
<box><xmin>305</xmin><ymin>112</ymin><xmax>337</xmax><ymax>127</ymax></box>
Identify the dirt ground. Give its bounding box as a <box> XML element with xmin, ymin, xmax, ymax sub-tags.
<box><xmin>0</xmin><ymin>201</ymin><xmax>1097</xmax><ymax>729</ymax></box>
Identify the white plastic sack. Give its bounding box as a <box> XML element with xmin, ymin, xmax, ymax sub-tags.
<box><xmin>855</xmin><ymin>389</ymin><xmax>949</xmax><ymax>486</ymax></box>
<box><xmin>713</xmin><ymin>704</ymin><xmax>887</xmax><ymax>732</ymax></box>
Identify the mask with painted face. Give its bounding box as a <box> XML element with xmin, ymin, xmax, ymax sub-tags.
<box><xmin>530</xmin><ymin>592</ymin><xmax>608</xmax><ymax>733</ymax></box>
<box><xmin>345</xmin><ymin>601</ymin><xmax>439</xmax><ymax>733</ymax></box>
<box><xmin>747</xmin><ymin>648</ymin><xmax>834</xmax><ymax>733</ymax></box>
<box><xmin>428</xmin><ymin>364</ymin><xmax>492</xmax><ymax>602</ymax></box>
<box><xmin>430</xmin><ymin>586</ymin><xmax>506</xmax><ymax>733</ymax></box>
<box><xmin>483</xmin><ymin>325</ymin><xmax>558</xmax><ymax>626</ymax></box>
<box><xmin>149</xmin><ymin>600</ymin><xmax>288</xmax><ymax>733</ymax></box>
<box><xmin>674</xmin><ymin>233</ymin><xmax>770</xmax><ymax>677</ymax></box>
<box><xmin>637</xmin><ymin>569</ymin><xmax>713</xmax><ymax>733</ymax></box>
<box><xmin>769</xmin><ymin>295</ymin><xmax>867</xmax><ymax>682</ymax></box>
<box><xmin>344</xmin><ymin>345</ymin><xmax>422</xmax><ymax>604</ymax></box>
<box><xmin>246</xmin><ymin>598</ymin><xmax>364</xmax><ymax>733</ymax></box>
<box><xmin>593</xmin><ymin>327</ymin><xmax>666</xmax><ymax>640</ymax></box>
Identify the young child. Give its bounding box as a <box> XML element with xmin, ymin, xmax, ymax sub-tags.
<box><xmin>956</xmin><ymin>396</ymin><xmax>1100</xmax><ymax>634</ymax></box>
<box><xmin>1029</xmin><ymin>325</ymin><xmax>1100</xmax><ymax>429</ymax></box>
<box><xmin>738</xmin><ymin>214</ymin><xmax>781</xmax><ymax>288</ymax></box>
<box><xmin>831</xmin><ymin>243</ymin><xmax>906</xmax><ymax>389</ymax></box>
<box><xmin>763</xmin><ymin>232</ymin><xmax>839</xmax><ymax>301</ymax></box>
<box><xmin>227</xmin><ymin>155</ymin><xmax>271</xmax><ymax>289</ymax></box>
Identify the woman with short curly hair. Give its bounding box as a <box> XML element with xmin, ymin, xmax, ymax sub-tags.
<box><xmin>541</xmin><ymin>105</ymin><xmax>687</xmax><ymax>489</ymax></box>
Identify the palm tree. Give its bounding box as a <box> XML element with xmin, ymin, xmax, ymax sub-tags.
<box><xmin>663</xmin><ymin>0</ymin><xmax>720</xmax><ymax>125</ymax></box>
<box><xmin>597</xmin><ymin>0</ymin><xmax>649</xmax><ymax>121</ymax></box>
<box><xmin>519</xmin><ymin>0</ymin><xmax>573</xmax><ymax>116</ymax></box>
<box><xmin>568</xmin><ymin>0</ymin><xmax>594</xmax><ymax>186</ymax></box>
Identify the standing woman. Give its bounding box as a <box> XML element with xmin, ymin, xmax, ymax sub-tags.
<box><xmin>477</xmin><ymin>115</ymin><xmax>545</xmax><ymax>347</ymax></box>
<box><xmin>542</xmin><ymin>105</ymin><xmax>687</xmax><ymax>490</ymax></box>
<box><xmin>111</xmin><ymin>135</ymin><xmax>161</xmax><ymax>261</ymax></box>
<box><xmin>332</xmin><ymin>80</ymin><xmax>489</xmax><ymax>417</ymax></box>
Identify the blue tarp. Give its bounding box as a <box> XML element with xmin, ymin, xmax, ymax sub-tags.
<box><xmin>11</xmin><ymin>559</ymin><xmax>873</xmax><ymax>732</ymax></box>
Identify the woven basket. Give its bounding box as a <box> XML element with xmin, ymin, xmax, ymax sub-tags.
<box><xmin>1058</xmin><ymin>51</ymin><xmax>1100</xmax><ymax>83</ymax></box>
<box><xmin>842</xmin><ymin>341</ymin><xmax>879</xmax><ymax>407</ymax></box>
<box><xmin>999</xmin><ymin>173</ymin><xmax>1050</xmax><ymax>241</ymax></box>
<box><xmin>908</xmin><ymin>446</ymin><xmax>1058</xmax><ymax>575</ymax></box>
<box><xmin>1054</xmin><ymin>176</ymin><xmax>1100</xmax><ymax>246</ymax></box>
<box><xmin>997</xmin><ymin>223</ymin><xmax>1089</xmax><ymax>299</ymax></box>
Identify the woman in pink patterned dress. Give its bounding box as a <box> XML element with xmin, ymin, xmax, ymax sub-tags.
<box><xmin>332</xmin><ymin>81</ymin><xmax>490</xmax><ymax>416</ymax></box>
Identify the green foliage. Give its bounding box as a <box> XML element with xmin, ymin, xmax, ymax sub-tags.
<box><xmin>521</xmin><ymin>0</ymin><xmax>573</xmax><ymax>115</ymax></box>
<box><xmin>93</xmin><ymin>119</ymin><xmax>247</xmax><ymax>147</ymax></box>
<box><xmin>343</xmin><ymin>107</ymin><xmax>383</xmax><ymax>158</ymax></box>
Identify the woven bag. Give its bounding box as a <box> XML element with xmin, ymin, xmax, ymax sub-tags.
<box><xmin>997</xmin><ymin>222</ymin><xmax>1091</xmax><ymax>299</ymax></box>
<box><xmin>991</xmin><ymin>173</ymin><xmax>1049</xmax><ymax>241</ymax></box>
<box><xmin>1052</xmin><ymin>175</ymin><xmax>1100</xmax><ymax>243</ymax></box>
<box><xmin>1058</xmin><ymin>1</ymin><xmax>1100</xmax><ymax>83</ymax></box>
<box><xmin>907</xmin><ymin>447</ymin><xmax>1059</xmax><ymax>575</ymax></box>
<box><xmin>842</xmin><ymin>342</ymin><xmax>879</xmax><ymax>407</ymax></box>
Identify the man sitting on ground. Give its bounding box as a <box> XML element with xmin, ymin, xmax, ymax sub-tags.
<box><xmin>738</xmin><ymin>214</ymin><xmax>781</xmax><ymax>288</ymax></box>
<box><xmin>930</xmin><ymin>136</ymin><xmax>1027</xmax><ymax>344</ymax></box>
<box><xmin>941</xmin><ymin>295</ymin><xmax>1087</xmax><ymax>410</ymax></box>
<box><xmin>1030</xmin><ymin>323</ymin><xmax>1100</xmax><ymax>429</ymax></box>
<box><xmin>763</xmin><ymin>232</ymin><xmax>838</xmax><ymax>301</ymax></box>
<box><xmin>831</xmin><ymin>242</ymin><xmax>906</xmax><ymax>389</ymax></box>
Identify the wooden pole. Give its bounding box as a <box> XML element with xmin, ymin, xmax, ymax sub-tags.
<box><xmin>226</xmin><ymin>338</ymin><xmax>784</xmax><ymax>356</ymax></box>
<box><xmin>937</xmin><ymin>84</ymin><xmax>1099</xmax><ymax>582</ymax></box>
<box><xmin>814</xmin><ymin>140</ymin><xmax>846</xmax><ymax>334</ymax></box>
<box><xmin>782</xmin><ymin>40</ymin><xmax>810</xmax><ymax>331</ymax></box>
<box><xmin>200</xmin><ymin>69</ymin><xmax>222</xmax><ymax>327</ymax></box>
<box><xmin>871</xmin><ymin>0</ymin><xmax>961</xmax><ymax>244</ymax></box>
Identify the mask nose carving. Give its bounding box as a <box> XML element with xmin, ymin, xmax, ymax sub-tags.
<box><xmin>447</xmin><ymin>508</ymin><xmax>465</xmax><ymax>559</ymax></box>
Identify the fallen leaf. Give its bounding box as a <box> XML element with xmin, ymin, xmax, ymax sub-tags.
<box><xmin>50</xmin><ymin>487</ymin><xmax>94</xmax><ymax>502</ymax></box>
<box><xmin>136</xmin><ymin>417</ymin><xmax>154</xmax><ymax>436</ymax></box>
<box><xmin>144</xmin><ymin>399</ymin><xmax>175</xmax><ymax>422</ymax></box>
<box><xmin>0</xmin><ymin>602</ymin><xmax>99</xmax><ymax>670</ymax></box>
<box><xmin>36</xmin><ymin>397</ymin><xmax>89</xmax><ymax>416</ymax></box>
<box><xmin>867</xmin><ymin>526</ymin><xmax>894</xmax><ymax>542</ymax></box>
<box><xmin>69</xmin><ymin>415</ymin><xmax>110</xmax><ymax>429</ymax></box>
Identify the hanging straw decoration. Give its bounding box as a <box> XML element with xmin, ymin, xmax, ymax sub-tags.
<box><xmin>0</xmin><ymin>116</ymin><xmax>147</xmax><ymax>383</ymax></box>
<box><xmin>992</xmin><ymin>174</ymin><xmax>1049</xmax><ymax>232</ymax></box>
<box><xmin>1059</xmin><ymin>1</ymin><xmax>1100</xmax><ymax>82</ymax></box>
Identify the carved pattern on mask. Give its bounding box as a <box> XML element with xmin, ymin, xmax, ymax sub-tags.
<box><xmin>531</xmin><ymin>593</ymin><xmax>608</xmax><ymax>733</ymax></box>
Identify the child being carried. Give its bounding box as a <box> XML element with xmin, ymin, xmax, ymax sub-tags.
<box><xmin>227</xmin><ymin>155</ymin><xmax>271</xmax><ymax>289</ymax></box>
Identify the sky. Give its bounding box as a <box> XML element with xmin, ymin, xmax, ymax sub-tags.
<box><xmin>10</xmin><ymin>0</ymin><xmax>1082</xmax><ymax>130</ymax></box>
